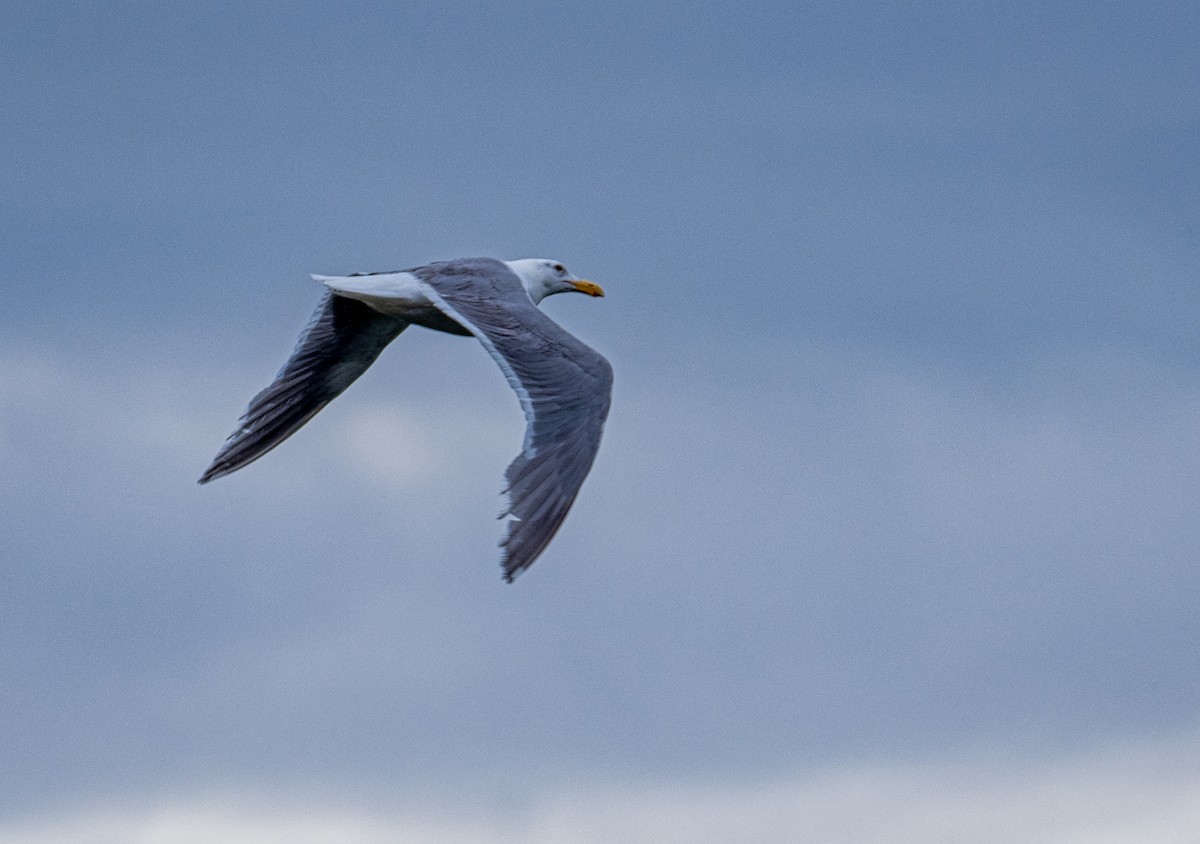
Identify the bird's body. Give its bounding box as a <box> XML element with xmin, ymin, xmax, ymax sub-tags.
<box><xmin>201</xmin><ymin>257</ymin><xmax>612</xmax><ymax>581</ymax></box>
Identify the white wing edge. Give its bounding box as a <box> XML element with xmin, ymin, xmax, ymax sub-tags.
<box><xmin>418</xmin><ymin>282</ymin><xmax>538</xmax><ymax>457</ymax></box>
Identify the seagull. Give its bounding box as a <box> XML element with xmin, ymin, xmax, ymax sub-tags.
<box><xmin>200</xmin><ymin>257</ymin><xmax>613</xmax><ymax>581</ymax></box>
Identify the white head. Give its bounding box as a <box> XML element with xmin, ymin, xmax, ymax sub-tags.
<box><xmin>504</xmin><ymin>258</ymin><xmax>605</xmax><ymax>305</ymax></box>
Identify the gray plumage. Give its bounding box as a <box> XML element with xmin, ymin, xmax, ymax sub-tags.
<box><xmin>198</xmin><ymin>292</ymin><xmax>406</xmax><ymax>483</ymax></box>
<box><xmin>201</xmin><ymin>257</ymin><xmax>612</xmax><ymax>581</ymax></box>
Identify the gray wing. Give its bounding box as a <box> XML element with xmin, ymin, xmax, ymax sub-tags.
<box><xmin>418</xmin><ymin>259</ymin><xmax>613</xmax><ymax>581</ymax></box>
<box><xmin>200</xmin><ymin>290</ymin><xmax>407</xmax><ymax>483</ymax></box>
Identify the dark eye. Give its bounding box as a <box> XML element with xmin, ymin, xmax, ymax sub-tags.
<box><xmin>553</xmin><ymin>263</ymin><xmax>565</xmax><ymax>273</ymax></box>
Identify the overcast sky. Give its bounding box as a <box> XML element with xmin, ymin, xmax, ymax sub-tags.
<box><xmin>3</xmin><ymin>2</ymin><xmax>1200</xmax><ymax>841</ymax></box>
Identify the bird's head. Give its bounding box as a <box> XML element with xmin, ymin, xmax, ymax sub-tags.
<box><xmin>505</xmin><ymin>259</ymin><xmax>605</xmax><ymax>305</ymax></box>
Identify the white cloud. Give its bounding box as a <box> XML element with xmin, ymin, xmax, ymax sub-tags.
<box><xmin>0</xmin><ymin>343</ymin><xmax>513</xmax><ymax>510</ymax></box>
<box><xmin>5</xmin><ymin>729</ymin><xmax>1200</xmax><ymax>844</ymax></box>
<box><xmin>335</xmin><ymin>399</ymin><xmax>516</xmax><ymax>492</ymax></box>
<box><xmin>0</xmin><ymin>347</ymin><xmax>240</xmax><ymax>478</ymax></box>
<box><xmin>5</xmin><ymin>340</ymin><xmax>1200</xmax><ymax>820</ymax></box>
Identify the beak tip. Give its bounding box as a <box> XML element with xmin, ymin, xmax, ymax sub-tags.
<box><xmin>572</xmin><ymin>280</ymin><xmax>605</xmax><ymax>297</ymax></box>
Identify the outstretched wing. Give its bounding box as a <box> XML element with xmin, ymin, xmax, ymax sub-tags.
<box><xmin>418</xmin><ymin>259</ymin><xmax>613</xmax><ymax>581</ymax></box>
<box><xmin>200</xmin><ymin>291</ymin><xmax>407</xmax><ymax>483</ymax></box>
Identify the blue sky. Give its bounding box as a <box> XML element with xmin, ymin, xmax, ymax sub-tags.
<box><xmin>3</xmin><ymin>2</ymin><xmax>1200</xmax><ymax>840</ymax></box>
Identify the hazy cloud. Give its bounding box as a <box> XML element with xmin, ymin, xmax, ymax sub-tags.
<box><xmin>5</xmin><ymin>728</ymin><xmax>1199</xmax><ymax>843</ymax></box>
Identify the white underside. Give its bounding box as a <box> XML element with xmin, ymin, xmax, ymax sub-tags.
<box><xmin>312</xmin><ymin>272</ymin><xmax>430</xmax><ymax>318</ymax></box>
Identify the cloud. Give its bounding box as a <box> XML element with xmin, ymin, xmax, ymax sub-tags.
<box><xmin>4</xmin><ymin>336</ymin><xmax>1200</xmax><ymax>812</ymax></box>
<box><xmin>4</xmin><ymin>727</ymin><xmax>1200</xmax><ymax>844</ymax></box>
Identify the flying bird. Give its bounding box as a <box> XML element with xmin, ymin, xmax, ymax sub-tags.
<box><xmin>200</xmin><ymin>257</ymin><xmax>613</xmax><ymax>581</ymax></box>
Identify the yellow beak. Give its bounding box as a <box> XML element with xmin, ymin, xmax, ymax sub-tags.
<box><xmin>569</xmin><ymin>279</ymin><xmax>605</xmax><ymax>297</ymax></box>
